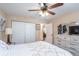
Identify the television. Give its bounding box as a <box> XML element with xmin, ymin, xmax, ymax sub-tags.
<box><xmin>69</xmin><ymin>26</ymin><xmax>79</xmax><ymax>35</ymax></box>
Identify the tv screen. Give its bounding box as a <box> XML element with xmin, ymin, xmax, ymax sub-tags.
<box><xmin>69</xmin><ymin>26</ymin><xmax>79</xmax><ymax>35</ymax></box>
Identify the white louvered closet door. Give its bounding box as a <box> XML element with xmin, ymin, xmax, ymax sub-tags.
<box><xmin>12</xmin><ymin>21</ymin><xmax>36</xmax><ymax>44</ymax></box>
<box><xmin>24</xmin><ymin>23</ymin><xmax>36</xmax><ymax>43</ymax></box>
<box><xmin>12</xmin><ymin>22</ymin><xmax>25</xmax><ymax>44</ymax></box>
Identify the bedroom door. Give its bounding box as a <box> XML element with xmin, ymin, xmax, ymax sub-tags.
<box><xmin>12</xmin><ymin>22</ymin><xmax>25</xmax><ymax>44</ymax></box>
<box><xmin>45</xmin><ymin>24</ymin><xmax>53</xmax><ymax>44</ymax></box>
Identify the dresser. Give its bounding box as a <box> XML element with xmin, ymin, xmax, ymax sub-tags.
<box><xmin>54</xmin><ymin>34</ymin><xmax>79</xmax><ymax>50</ymax></box>
<box><xmin>54</xmin><ymin>35</ymin><xmax>69</xmax><ymax>48</ymax></box>
<box><xmin>70</xmin><ymin>35</ymin><xmax>79</xmax><ymax>48</ymax></box>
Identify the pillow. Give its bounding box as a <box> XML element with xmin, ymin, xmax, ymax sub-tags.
<box><xmin>0</xmin><ymin>40</ymin><xmax>8</xmax><ymax>49</ymax></box>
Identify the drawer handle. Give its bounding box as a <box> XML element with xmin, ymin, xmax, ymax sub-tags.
<box><xmin>58</xmin><ymin>40</ymin><xmax>61</xmax><ymax>42</ymax></box>
<box><xmin>70</xmin><ymin>43</ymin><xmax>76</xmax><ymax>45</ymax></box>
<box><xmin>64</xmin><ymin>38</ymin><xmax>66</xmax><ymax>39</ymax></box>
<box><xmin>57</xmin><ymin>43</ymin><xmax>61</xmax><ymax>45</ymax></box>
<box><xmin>74</xmin><ymin>39</ymin><xmax>78</xmax><ymax>41</ymax></box>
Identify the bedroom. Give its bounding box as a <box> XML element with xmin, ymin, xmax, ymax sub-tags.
<box><xmin>0</xmin><ymin>3</ymin><xmax>79</xmax><ymax>56</ymax></box>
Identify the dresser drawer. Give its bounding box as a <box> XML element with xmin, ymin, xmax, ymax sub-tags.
<box><xmin>70</xmin><ymin>42</ymin><xmax>79</xmax><ymax>45</ymax></box>
<box><xmin>55</xmin><ymin>42</ymin><xmax>62</xmax><ymax>47</ymax></box>
<box><xmin>65</xmin><ymin>41</ymin><xmax>70</xmax><ymax>47</ymax></box>
<box><xmin>70</xmin><ymin>44</ymin><xmax>79</xmax><ymax>49</ymax></box>
<box><xmin>70</xmin><ymin>43</ymin><xmax>79</xmax><ymax>48</ymax></box>
<box><xmin>57</xmin><ymin>39</ymin><xmax>62</xmax><ymax>42</ymax></box>
<box><xmin>71</xmin><ymin>36</ymin><xmax>79</xmax><ymax>42</ymax></box>
<box><xmin>55</xmin><ymin>40</ymin><xmax>66</xmax><ymax>47</ymax></box>
<box><xmin>71</xmin><ymin>38</ymin><xmax>79</xmax><ymax>41</ymax></box>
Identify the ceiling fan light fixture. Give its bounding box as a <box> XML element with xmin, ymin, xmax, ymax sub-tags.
<box><xmin>39</xmin><ymin>3</ymin><xmax>46</xmax><ymax>7</ymax></box>
<box><xmin>28</xmin><ymin>3</ymin><xmax>64</xmax><ymax>16</ymax></box>
<box><xmin>45</xmin><ymin>11</ymin><xmax>49</xmax><ymax>16</ymax></box>
<box><xmin>39</xmin><ymin>11</ymin><xmax>45</xmax><ymax>17</ymax></box>
<box><xmin>39</xmin><ymin>11</ymin><xmax>49</xmax><ymax>17</ymax></box>
<box><xmin>40</xmin><ymin>3</ymin><xmax>44</xmax><ymax>7</ymax></box>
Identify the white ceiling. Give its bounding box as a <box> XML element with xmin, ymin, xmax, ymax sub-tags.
<box><xmin>0</xmin><ymin>3</ymin><xmax>79</xmax><ymax>21</ymax></box>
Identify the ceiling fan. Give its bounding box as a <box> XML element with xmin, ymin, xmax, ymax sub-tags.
<box><xmin>28</xmin><ymin>3</ymin><xmax>64</xmax><ymax>16</ymax></box>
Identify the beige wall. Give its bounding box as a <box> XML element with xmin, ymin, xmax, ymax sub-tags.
<box><xmin>0</xmin><ymin>10</ymin><xmax>7</xmax><ymax>42</ymax></box>
<box><xmin>6</xmin><ymin>16</ymin><xmax>46</xmax><ymax>28</ymax></box>
<box><xmin>51</xmin><ymin>12</ymin><xmax>79</xmax><ymax>43</ymax></box>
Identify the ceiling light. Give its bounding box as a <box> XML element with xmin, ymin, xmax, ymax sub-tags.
<box><xmin>40</xmin><ymin>3</ymin><xmax>44</xmax><ymax>7</ymax></box>
<box><xmin>39</xmin><ymin>11</ymin><xmax>45</xmax><ymax>17</ymax></box>
<box><xmin>39</xmin><ymin>11</ymin><xmax>49</xmax><ymax>17</ymax></box>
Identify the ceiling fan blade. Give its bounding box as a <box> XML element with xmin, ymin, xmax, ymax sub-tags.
<box><xmin>28</xmin><ymin>9</ymin><xmax>40</xmax><ymax>11</ymax></box>
<box><xmin>48</xmin><ymin>3</ymin><xmax>64</xmax><ymax>9</ymax></box>
<box><xmin>47</xmin><ymin>11</ymin><xmax>55</xmax><ymax>15</ymax></box>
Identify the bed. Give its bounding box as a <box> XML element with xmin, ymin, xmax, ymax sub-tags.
<box><xmin>0</xmin><ymin>40</ymin><xmax>72</xmax><ymax>56</ymax></box>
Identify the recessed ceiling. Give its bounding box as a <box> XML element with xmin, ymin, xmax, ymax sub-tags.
<box><xmin>0</xmin><ymin>3</ymin><xmax>79</xmax><ymax>21</ymax></box>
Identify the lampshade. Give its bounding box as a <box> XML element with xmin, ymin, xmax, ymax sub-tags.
<box><xmin>5</xmin><ymin>28</ymin><xmax>12</xmax><ymax>35</ymax></box>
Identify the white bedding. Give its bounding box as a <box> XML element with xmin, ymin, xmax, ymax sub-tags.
<box><xmin>0</xmin><ymin>41</ymin><xmax>72</xmax><ymax>56</ymax></box>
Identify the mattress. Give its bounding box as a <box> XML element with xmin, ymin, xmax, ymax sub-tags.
<box><xmin>0</xmin><ymin>41</ymin><xmax>72</xmax><ymax>56</ymax></box>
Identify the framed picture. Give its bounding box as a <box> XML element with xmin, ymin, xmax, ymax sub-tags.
<box><xmin>0</xmin><ymin>16</ymin><xmax>5</xmax><ymax>32</ymax></box>
<box><xmin>58</xmin><ymin>24</ymin><xmax>63</xmax><ymax>34</ymax></box>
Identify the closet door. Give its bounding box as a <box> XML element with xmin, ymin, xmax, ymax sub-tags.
<box><xmin>12</xmin><ymin>22</ymin><xmax>25</xmax><ymax>44</ymax></box>
<box><xmin>25</xmin><ymin>23</ymin><xmax>36</xmax><ymax>43</ymax></box>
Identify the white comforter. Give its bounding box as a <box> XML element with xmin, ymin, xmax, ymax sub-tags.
<box><xmin>0</xmin><ymin>41</ymin><xmax>72</xmax><ymax>56</ymax></box>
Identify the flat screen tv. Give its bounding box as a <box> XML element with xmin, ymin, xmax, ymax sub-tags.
<box><xmin>69</xmin><ymin>26</ymin><xmax>79</xmax><ymax>35</ymax></box>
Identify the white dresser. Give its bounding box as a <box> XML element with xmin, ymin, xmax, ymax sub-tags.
<box><xmin>70</xmin><ymin>35</ymin><xmax>79</xmax><ymax>48</ymax></box>
<box><xmin>54</xmin><ymin>35</ymin><xmax>69</xmax><ymax>48</ymax></box>
<box><xmin>54</xmin><ymin>34</ymin><xmax>79</xmax><ymax>49</ymax></box>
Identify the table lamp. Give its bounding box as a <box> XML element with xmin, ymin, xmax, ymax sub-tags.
<box><xmin>5</xmin><ymin>28</ymin><xmax>12</xmax><ymax>44</ymax></box>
